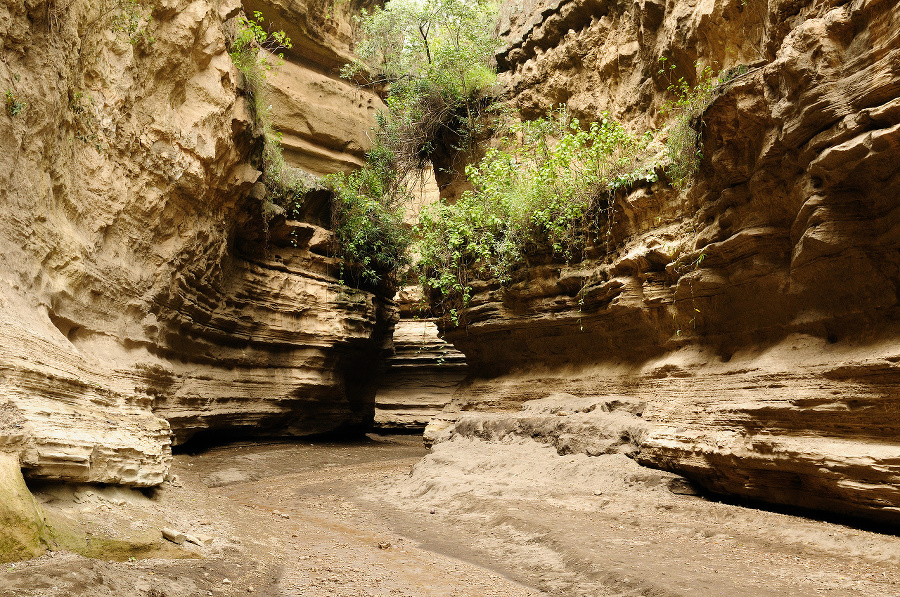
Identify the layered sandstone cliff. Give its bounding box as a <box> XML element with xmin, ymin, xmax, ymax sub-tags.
<box><xmin>0</xmin><ymin>0</ymin><xmax>389</xmax><ymax>486</ymax></box>
<box><xmin>430</xmin><ymin>0</ymin><xmax>900</xmax><ymax>523</ymax></box>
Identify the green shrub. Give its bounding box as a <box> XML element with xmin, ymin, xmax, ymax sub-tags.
<box><xmin>229</xmin><ymin>11</ymin><xmax>292</xmax><ymax>74</ymax></box>
<box><xmin>343</xmin><ymin>0</ymin><xmax>500</xmax><ymax>182</ymax></box>
<box><xmin>329</xmin><ymin>0</ymin><xmax>498</xmax><ymax>292</ymax></box>
<box><xmin>227</xmin><ymin>11</ymin><xmax>302</xmax><ymax>241</ymax></box>
<box><xmin>4</xmin><ymin>90</ymin><xmax>26</xmax><ymax>117</ymax></box>
<box><xmin>326</xmin><ymin>141</ymin><xmax>412</xmax><ymax>290</ymax></box>
<box><xmin>260</xmin><ymin>131</ymin><xmax>314</xmax><ymax>214</ymax></box>
<box><xmin>417</xmin><ymin>108</ymin><xmax>657</xmax><ymax>323</ymax></box>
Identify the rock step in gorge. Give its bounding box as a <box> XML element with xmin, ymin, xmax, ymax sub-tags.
<box><xmin>0</xmin><ymin>0</ymin><xmax>897</xmax><ymax>574</ymax></box>
<box><xmin>374</xmin><ymin>287</ymin><xmax>468</xmax><ymax>432</ymax></box>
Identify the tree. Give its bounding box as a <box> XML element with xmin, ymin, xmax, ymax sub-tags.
<box><xmin>327</xmin><ymin>0</ymin><xmax>500</xmax><ymax>291</ymax></box>
<box><xmin>342</xmin><ymin>0</ymin><xmax>500</xmax><ymax>176</ymax></box>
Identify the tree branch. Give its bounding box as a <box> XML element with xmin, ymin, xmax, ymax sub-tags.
<box><xmin>418</xmin><ymin>22</ymin><xmax>432</xmax><ymax>64</ymax></box>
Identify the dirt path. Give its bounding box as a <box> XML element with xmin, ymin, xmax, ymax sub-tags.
<box><xmin>377</xmin><ymin>436</ymin><xmax>900</xmax><ymax>596</ymax></box>
<box><xmin>1</xmin><ymin>434</ymin><xmax>899</xmax><ymax>596</ymax></box>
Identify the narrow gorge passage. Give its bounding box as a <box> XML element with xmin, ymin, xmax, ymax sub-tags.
<box><xmin>1</xmin><ymin>0</ymin><xmax>900</xmax><ymax>593</ymax></box>
<box><xmin>4</xmin><ymin>436</ymin><xmax>900</xmax><ymax>596</ymax></box>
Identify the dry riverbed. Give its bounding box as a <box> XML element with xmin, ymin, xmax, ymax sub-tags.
<box><xmin>1</xmin><ymin>434</ymin><xmax>899</xmax><ymax>596</ymax></box>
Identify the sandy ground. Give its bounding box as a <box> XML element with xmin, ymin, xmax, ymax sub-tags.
<box><xmin>1</xmin><ymin>434</ymin><xmax>899</xmax><ymax>596</ymax></box>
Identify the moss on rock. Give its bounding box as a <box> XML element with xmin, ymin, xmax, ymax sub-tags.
<box><xmin>0</xmin><ymin>452</ymin><xmax>52</xmax><ymax>562</ymax></box>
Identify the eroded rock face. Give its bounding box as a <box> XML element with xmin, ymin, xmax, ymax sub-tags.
<box><xmin>0</xmin><ymin>452</ymin><xmax>53</xmax><ymax>562</ymax></box>
<box><xmin>266</xmin><ymin>57</ymin><xmax>382</xmax><ymax>175</ymax></box>
<box><xmin>256</xmin><ymin>0</ymin><xmax>385</xmax><ymax>175</ymax></box>
<box><xmin>0</xmin><ymin>0</ymin><xmax>389</xmax><ymax>486</ymax></box>
<box><xmin>435</xmin><ymin>0</ymin><xmax>900</xmax><ymax>522</ymax></box>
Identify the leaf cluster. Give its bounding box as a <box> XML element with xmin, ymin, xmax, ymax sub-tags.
<box><xmin>5</xmin><ymin>90</ymin><xmax>26</xmax><ymax>117</ymax></box>
<box><xmin>343</xmin><ymin>0</ymin><xmax>499</xmax><ymax>98</ymax></box>
<box><xmin>229</xmin><ymin>11</ymin><xmax>293</xmax><ymax>121</ymax></box>
<box><xmin>226</xmin><ymin>11</ymin><xmax>299</xmax><ymax>226</ymax></box>
<box><xmin>657</xmin><ymin>59</ymin><xmax>720</xmax><ymax>186</ymax></box>
<box><xmin>109</xmin><ymin>0</ymin><xmax>155</xmax><ymax>45</ymax></box>
<box><xmin>230</xmin><ymin>11</ymin><xmax>293</xmax><ymax>70</ymax></box>
<box><xmin>328</xmin><ymin>0</ymin><xmax>499</xmax><ymax>293</ymax></box>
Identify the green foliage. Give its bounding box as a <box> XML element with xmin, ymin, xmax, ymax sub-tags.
<box><xmin>4</xmin><ymin>90</ymin><xmax>25</xmax><ymax>117</ymax></box>
<box><xmin>344</xmin><ymin>0</ymin><xmax>499</xmax><ymax>98</ymax></box>
<box><xmin>343</xmin><ymin>0</ymin><xmax>500</xmax><ymax>180</ymax></box>
<box><xmin>69</xmin><ymin>91</ymin><xmax>105</xmax><ymax>151</ymax></box>
<box><xmin>227</xmin><ymin>11</ymin><xmax>300</xmax><ymax>240</ymax></box>
<box><xmin>227</xmin><ymin>11</ymin><xmax>292</xmax><ymax>184</ymax></box>
<box><xmin>658</xmin><ymin>59</ymin><xmax>722</xmax><ymax>186</ymax></box>
<box><xmin>229</xmin><ymin>11</ymin><xmax>292</xmax><ymax>123</ymax></box>
<box><xmin>328</xmin><ymin>0</ymin><xmax>499</xmax><ymax>292</ymax></box>
<box><xmin>261</xmin><ymin>132</ymin><xmax>313</xmax><ymax>218</ymax></box>
<box><xmin>417</xmin><ymin>108</ymin><xmax>657</xmax><ymax>324</ymax></box>
<box><xmin>326</xmin><ymin>142</ymin><xmax>412</xmax><ymax>290</ymax></box>
<box><xmin>229</xmin><ymin>11</ymin><xmax>292</xmax><ymax>96</ymax></box>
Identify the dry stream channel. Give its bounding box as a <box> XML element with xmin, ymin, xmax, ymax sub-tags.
<box><xmin>2</xmin><ymin>434</ymin><xmax>900</xmax><ymax>596</ymax></box>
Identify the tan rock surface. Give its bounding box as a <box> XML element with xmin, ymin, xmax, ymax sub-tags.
<box><xmin>427</xmin><ymin>335</ymin><xmax>900</xmax><ymax>523</ymax></box>
<box><xmin>374</xmin><ymin>317</ymin><xmax>468</xmax><ymax>431</ymax></box>
<box><xmin>0</xmin><ymin>0</ymin><xmax>389</xmax><ymax>485</ymax></box>
<box><xmin>432</xmin><ymin>0</ymin><xmax>900</xmax><ymax>522</ymax></box>
<box><xmin>265</xmin><ymin>28</ymin><xmax>384</xmax><ymax>175</ymax></box>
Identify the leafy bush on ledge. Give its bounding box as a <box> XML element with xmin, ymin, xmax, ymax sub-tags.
<box><xmin>331</xmin><ymin>1</ymin><xmax>738</xmax><ymax>304</ymax></box>
<box><xmin>326</xmin><ymin>139</ymin><xmax>413</xmax><ymax>291</ymax></box>
<box><xmin>328</xmin><ymin>0</ymin><xmax>499</xmax><ymax>291</ymax></box>
<box><xmin>417</xmin><ymin>108</ymin><xmax>658</xmax><ymax>324</ymax></box>
<box><xmin>229</xmin><ymin>11</ymin><xmax>292</xmax><ymax>110</ymax></box>
<box><xmin>416</xmin><ymin>61</ymin><xmax>747</xmax><ymax>325</ymax></box>
<box><xmin>5</xmin><ymin>90</ymin><xmax>26</xmax><ymax>117</ymax></box>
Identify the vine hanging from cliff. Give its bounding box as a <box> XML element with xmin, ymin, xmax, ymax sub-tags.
<box><xmin>227</xmin><ymin>11</ymin><xmax>311</xmax><ymax>242</ymax></box>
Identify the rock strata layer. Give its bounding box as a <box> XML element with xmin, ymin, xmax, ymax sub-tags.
<box><xmin>432</xmin><ymin>0</ymin><xmax>900</xmax><ymax>523</ymax></box>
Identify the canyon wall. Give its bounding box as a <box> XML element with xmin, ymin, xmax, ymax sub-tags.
<box><xmin>0</xmin><ymin>0</ymin><xmax>389</xmax><ymax>487</ymax></box>
<box><xmin>432</xmin><ymin>0</ymin><xmax>900</xmax><ymax>523</ymax></box>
